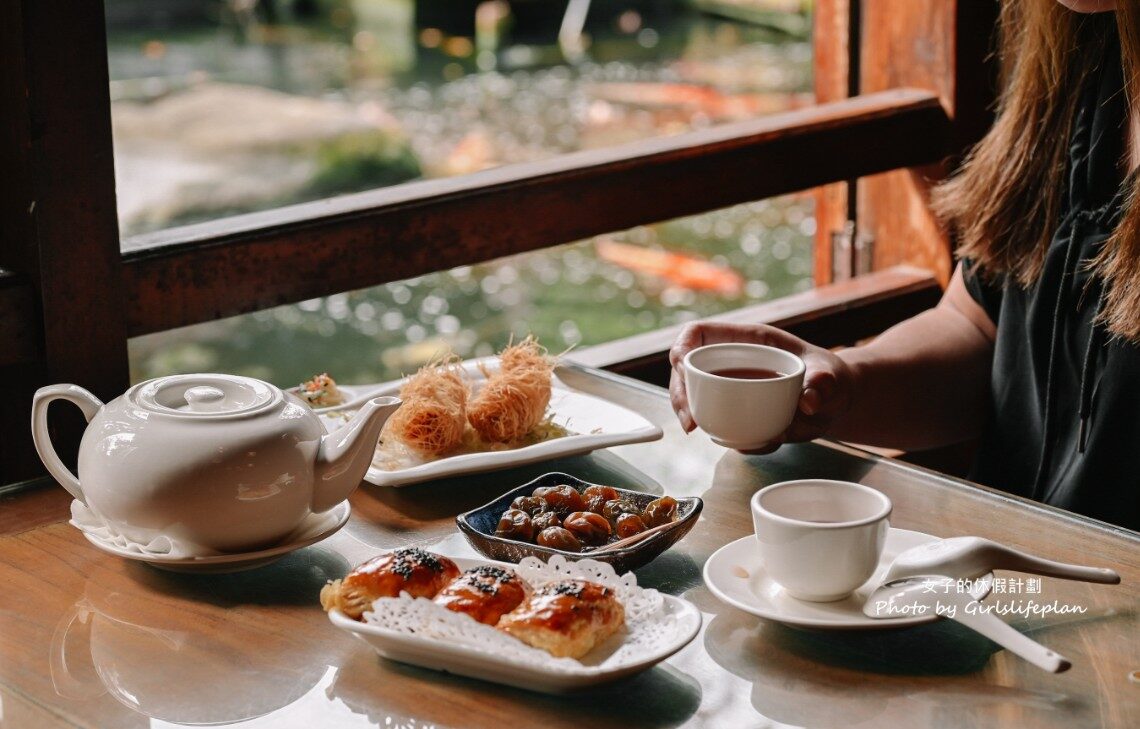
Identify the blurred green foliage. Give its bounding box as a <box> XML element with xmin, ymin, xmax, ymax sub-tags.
<box><xmin>306</xmin><ymin>132</ymin><xmax>422</xmax><ymax>196</ymax></box>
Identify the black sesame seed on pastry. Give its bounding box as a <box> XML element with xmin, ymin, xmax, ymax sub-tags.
<box><xmin>496</xmin><ymin>579</ymin><xmax>624</xmax><ymax>659</ymax></box>
<box><xmin>432</xmin><ymin>565</ymin><xmax>532</xmax><ymax>625</ymax></box>
<box><xmin>320</xmin><ymin>548</ymin><xmax>461</xmax><ymax>620</ymax></box>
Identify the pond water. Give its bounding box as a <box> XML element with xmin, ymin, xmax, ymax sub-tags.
<box><xmin>113</xmin><ymin>1</ymin><xmax>815</xmax><ymax>387</ymax></box>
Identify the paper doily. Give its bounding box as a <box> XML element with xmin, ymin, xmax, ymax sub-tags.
<box><xmin>361</xmin><ymin>555</ymin><xmax>686</xmax><ymax>673</ymax></box>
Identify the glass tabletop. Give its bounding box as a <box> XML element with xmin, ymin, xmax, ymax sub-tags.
<box><xmin>0</xmin><ymin>364</ymin><xmax>1135</xmax><ymax>728</ymax></box>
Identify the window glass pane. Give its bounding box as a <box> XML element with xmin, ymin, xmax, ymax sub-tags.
<box><xmin>107</xmin><ymin>1</ymin><xmax>813</xmax><ymax>238</ymax></box>
<box><xmin>129</xmin><ymin>195</ymin><xmax>814</xmax><ymax>385</ymax></box>
<box><xmin>118</xmin><ymin>2</ymin><xmax>817</xmax><ymax>384</ymax></box>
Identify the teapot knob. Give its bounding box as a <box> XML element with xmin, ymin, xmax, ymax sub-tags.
<box><xmin>184</xmin><ymin>386</ymin><xmax>226</xmax><ymax>412</ymax></box>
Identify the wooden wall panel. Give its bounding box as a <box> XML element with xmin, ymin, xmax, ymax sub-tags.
<box><xmin>857</xmin><ymin>0</ymin><xmax>999</xmax><ymax>286</ymax></box>
<box><xmin>0</xmin><ymin>273</ymin><xmax>42</xmax><ymax>481</ymax></box>
<box><xmin>812</xmin><ymin>0</ymin><xmax>852</xmax><ymax>284</ymax></box>
<box><xmin>860</xmin><ymin>165</ymin><xmax>954</xmax><ymax>283</ymax></box>
<box><xmin>0</xmin><ymin>1</ymin><xmax>129</xmax><ymax>482</ymax></box>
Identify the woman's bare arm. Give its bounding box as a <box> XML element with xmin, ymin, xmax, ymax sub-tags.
<box><xmin>828</xmin><ymin>264</ymin><xmax>996</xmax><ymax>449</ymax></box>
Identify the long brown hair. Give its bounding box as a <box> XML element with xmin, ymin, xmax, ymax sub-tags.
<box><xmin>933</xmin><ymin>1</ymin><xmax>1140</xmax><ymax>340</ymax></box>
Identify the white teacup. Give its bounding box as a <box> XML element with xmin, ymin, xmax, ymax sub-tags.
<box><xmin>751</xmin><ymin>479</ymin><xmax>891</xmax><ymax>602</ymax></box>
<box><xmin>682</xmin><ymin>343</ymin><xmax>805</xmax><ymax>450</ymax></box>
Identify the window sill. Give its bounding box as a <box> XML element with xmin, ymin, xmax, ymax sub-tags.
<box><xmin>569</xmin><ymin>265</ymin><xmax>941</xmax><ymax>386</ymax></box>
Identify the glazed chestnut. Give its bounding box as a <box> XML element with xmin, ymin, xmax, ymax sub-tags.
<box><xmin>583</xmin><ymin>485</ymin><xmax>619</xmax><ymax>502</ymax></box>
<box><xmin>495</xmin><ymin>508</ymin><xmax>535</xmax><ymax>542</ymax></box>
<box><xmin>643</xmin><ymin>496</ymin><xmax>679</xmax><ymax>528</ymax></box>
<box><xmin>532</xmin><ymin>511</ymin><xmax>561</xmax><ymax>532</ymax></box>
<box><xmin>531</xmin><ymin>486</ymin><xmax>554</xmax><ymax>498</ymax></box>
<box><xmin>536</xmin><ymin>526</ymin><xmax>582</xmax><ymax>552</ymax></box>
<box><xmin>615</xmin><ymin>512</ymin><xmax>648</xmax><ymax>539</ymax></box>
<box><xmin>510</xmin><ymin>495</ymin><xmax>547</xmax><ymax>516</ymax></box>
<box><xmin>601</xmin><ymin>499</ymin><xmax>641</xmax><ymax>522</ymax></box>
<box><xmin>582</xmin><ymin>485</ymin><xmax>620</xmax><ymax>513</ymax></box>
<box><xmin>540</xmin><ymin>484</ymin><xmax>586</xmax><ymax>517</ymax></box>
<box><xmin>563</xmin><ymin>511</ymin><xmax>612</xmax><ymax>546</ymax></box>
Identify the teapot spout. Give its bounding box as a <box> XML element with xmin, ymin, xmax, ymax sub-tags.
<box><xmin>312</xmin><ymin>396</ymin><xmax>401</xmax><ymax>512</ymax></box>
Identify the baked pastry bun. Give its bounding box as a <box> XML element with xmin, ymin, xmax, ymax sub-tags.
<box><xmin>497</xmin><ymin>579</ymin><xmax>624</xmax><ymax>658</ymax></box>
<box><xmin>321</xmin><ymin>548</ymin><xmax>460</xmax><ymax>619</ymax></box>
<box><xmin>433</xmin><ymin>565</ymin><xmax>531</xmax><ymax>625</ymax></box>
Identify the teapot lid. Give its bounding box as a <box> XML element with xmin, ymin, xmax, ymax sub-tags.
<box><xmin>131</xmin><ymin>374</ymin><xmax>280</xmax><ymax>418</ymax></box>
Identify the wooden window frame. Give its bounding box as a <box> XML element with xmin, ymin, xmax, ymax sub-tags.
<box><xmin>0</xmin><ymin>1</ymin><xmax>995</xmax><ymax>485</ymax></box>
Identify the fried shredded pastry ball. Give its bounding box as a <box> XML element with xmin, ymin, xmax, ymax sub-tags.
<box><xmin>497</xmin><ymin>579</ymin><xmax>624</xmax><ymax>659</ymax></box>
<box><xmin>383</xmin><ymin>357</ymin><xmax>469</xmax><ymax>456</ymax></box>
<box><xmin>467</xmin><ymin>337</ymin><xmax>553</xmax><ymax>443</ymax></box>
<box><xmin>320</xmin><ymin>548</ymin><xmax>460</xmax><ymax>620</ymax></box>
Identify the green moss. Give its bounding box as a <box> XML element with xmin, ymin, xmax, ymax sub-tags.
<box><xmin>304</xmin><ymin>131</ymin><xmax>421</xmax><ymax>196</ymax></box>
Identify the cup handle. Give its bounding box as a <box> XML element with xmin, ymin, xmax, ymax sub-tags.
<box><xmin>31</xmin><ymin>384</ymin><xmax>104</xmax><ymax>504</ymax></box>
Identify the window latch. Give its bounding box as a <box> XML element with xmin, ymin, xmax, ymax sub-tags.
<box><xmin>830</xmin><ymin>221</ymin><xmax>873</xmax><ymax>281</ymax></box>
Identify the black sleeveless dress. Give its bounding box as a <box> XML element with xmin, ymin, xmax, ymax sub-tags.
<box><xmin>963</xmin><ymin>21</ymin><xmax>1139</xmax><ymax>532</ymax></box>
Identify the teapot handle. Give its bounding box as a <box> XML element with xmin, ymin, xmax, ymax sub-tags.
<box><xmin>31</xmin><ymin>385</ymin><xmax>104</xmax><ymax>503</ymax></box>
<box><xmin>48</xmin><ymin>599</ymin><xmax>106</xmax><ymax>701</ymax></box>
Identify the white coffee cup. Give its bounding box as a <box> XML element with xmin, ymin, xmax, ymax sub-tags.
<box><xmin>751</xmin><ymin>479</ymin><xmax>891</xmax><ymax>602</ymax></box>
<box><xmin>682</xmin><ymin>343</ymin><xmax>805</xmax><ymax>450</ymax></box>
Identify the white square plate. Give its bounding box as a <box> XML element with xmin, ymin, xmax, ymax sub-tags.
<box><xmin>328</xmin><ymin>555</ymin><xmax>701</xmax><ymax>694</ymax></box>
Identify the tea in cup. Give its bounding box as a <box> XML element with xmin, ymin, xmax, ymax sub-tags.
<box><xmin>751</xmin><ymin>479</ymin><xmax>891</xmax><ymax>602</ymax></box>
<box><xmin>682</xmin><ymin>343</ymin><xmax>805</xmax><ymax>450</ymax></box>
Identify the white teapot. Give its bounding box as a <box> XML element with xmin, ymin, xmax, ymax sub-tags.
<box><xmin>31</xmin><ymin>373</ymin><xmax>400</xmax><ymax>552</ymax></box>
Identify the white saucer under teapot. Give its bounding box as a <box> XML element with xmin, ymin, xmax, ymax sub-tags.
<box><xmin>31</xmin><ymin>373</ymin><xmax>400</xmax><ymax>554</ymax></box>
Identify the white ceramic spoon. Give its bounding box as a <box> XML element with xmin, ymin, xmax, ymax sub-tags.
<box><xmin>864</xmin><ymin>576</ymin><xmax>1071</xmax><ymax>673</ymax></box>
<box><xmin>881</xmin><ymin>536</ymin><xmax>1121</xmax><ymax>586</ymax></box>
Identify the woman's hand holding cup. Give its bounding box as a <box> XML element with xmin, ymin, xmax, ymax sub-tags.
<box><xmin>668</xmin><ymin>322</ymin><xmax>854</xmax><ymax>453</ymax></box>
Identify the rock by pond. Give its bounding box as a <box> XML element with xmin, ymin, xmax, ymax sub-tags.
<box><xmin>113</xmin><ymin>82</ymin><xmax>420</xmax><ymax>233</ymax></box>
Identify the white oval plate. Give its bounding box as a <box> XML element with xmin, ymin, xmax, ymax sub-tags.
<box><xmin>329</xmin><ymin>556</ymin><xmax>702</xmax><ymax>694</ymax></box>
<box><xmin>81</xmin><ymin>502</ymin><xmax>351</xmax><ymax>573</ymax></box>
<box><xmin>703</xmin><ymin>528</ymin><xmax>993</xmax><ymax>630</ymax></box>
<box><xmin>308</xmin><ymin>360</ymin><xmax>664</xmax><ymax>488</ymax></box>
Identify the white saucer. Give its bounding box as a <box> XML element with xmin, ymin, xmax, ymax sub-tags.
<box><xmin>82</xmin><ymin>502</ymin><xmax>352</xmax><ymax>574</ymax></box>
<box><xmin>703</xmin><ymin>528</ymin><xmax>993</xmax><ymax>630</ymax></box>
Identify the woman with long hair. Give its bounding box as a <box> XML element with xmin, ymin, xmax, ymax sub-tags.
<box><xmin>669</xmin><ymin>0</ymin><xmax>1140</xmax><ymax>530</ymax></box>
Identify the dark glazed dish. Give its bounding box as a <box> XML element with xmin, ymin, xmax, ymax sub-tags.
<box><xmin>456</xmin><ymin>472</ymin><xmax>702</xmax><ymax>573</ymax></box>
